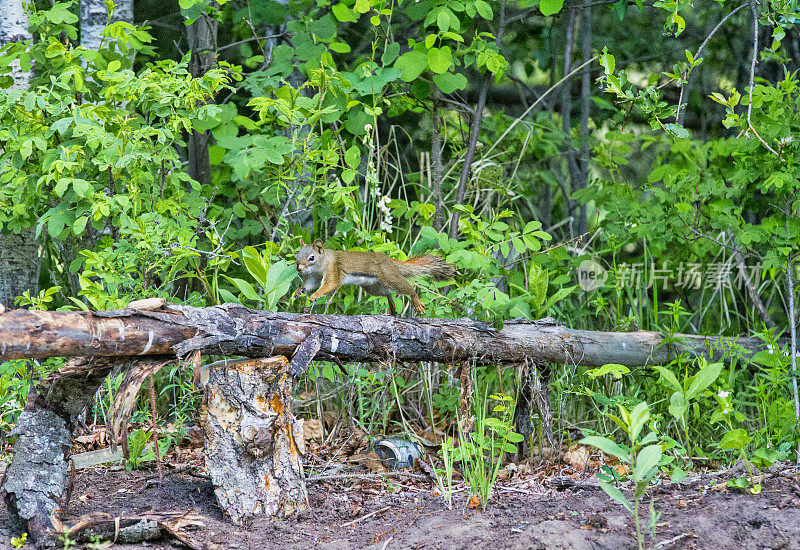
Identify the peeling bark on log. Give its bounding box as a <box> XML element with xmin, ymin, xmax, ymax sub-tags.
<box><xmin>0</xmin><ymin>305</ymin><xmax>785</xmax><ymax>367</ymax></box>
<box><xmin>1</xmin><ymin>409</ymin><xmax>71</xmax><ymax>543</ymax></box>
<box><xmin>200</xmin><ymin>356</ymin><xmax>308</xmax><ymax>526</ymax></box>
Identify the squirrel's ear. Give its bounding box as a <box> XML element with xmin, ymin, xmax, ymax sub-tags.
<box><xmin>299</xmin><ymin>239</ymin><xmax>306</xmax><ymax>246</ymax></box>
<box><xmin>312</xmin><ymin>239</ymin><xmax>324</xmax><ymax>252</ymax></box>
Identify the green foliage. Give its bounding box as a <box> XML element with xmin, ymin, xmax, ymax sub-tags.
<box><xmin>10</xmin><ymin>533</ymin><xmax>27</xmax><ymax>548</ymax></box>
<box><xmin>125</xmin><ymin>428</ymin><xmax>173</xmax><ymax>471</ymax></box>
<box><xmin>225</xmin><ymin>246</ymin><xmax>295</xmax><ymax>310</ymax></box>
<box><xmin>455</xmin><ymin>384</ymin><xmax>523</xmax><ymax>509</ymax></box>
<box><xmin>580</xmin><ymin>402</ymin><xmax>663</xmax><ymax>550</ymax></box>
<box><xmin>0</xmin><ymin>359</ymin><xmax>65</xmax><ymax>432</ymax></box>
<box><xmin>431</xmin><ymin>435</ymin><xmax>456</xmax><ymax>509</ymax></box>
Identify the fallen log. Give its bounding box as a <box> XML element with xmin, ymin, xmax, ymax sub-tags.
<box><xmin>0</xmin><ymin>304</ymin><xmax>784</xmax><ymax>367</ymax></box>
<box><xmin>0</xmin><ymin>304</ymin><xmax>788</xmax><ymax>546</ymax></box>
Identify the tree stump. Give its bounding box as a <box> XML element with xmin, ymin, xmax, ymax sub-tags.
<box><xmin>199</xmin><ymin>356</ymin><xmax>308</xmax><ymax>526</ymax></box>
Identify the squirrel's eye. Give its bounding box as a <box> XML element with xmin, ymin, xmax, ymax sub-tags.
<box><xmin>308</xmin><ymin>254</ymin><xmax>315</xmax><ymax>262</ymax></box>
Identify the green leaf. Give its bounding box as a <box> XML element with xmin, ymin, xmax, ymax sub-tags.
<box><xmin>652</xmin><ymin>366</ymin><xmax>682</xmax><ymax>393</ymax></box>
<box><xmin>629</xmin><ymin>402</ymin><xmax>650</xmax><ymax>443</ymax></box>
<box><xmin>726</xmin><ymin>476</ymin><xmax>750</xmax><ymax>490</ymax></box>
<box><xmin>217</xmin><ymin>288</ymin><xmax>240</xmax><ymax>304</ymax></box>
<box><xmin>72</xmin><ymin>178</ymin><xmax>92</xmax><ymax>198</ymax></box>
<box><xmin>685</xmin><ymin>361</ymin><xmax>723</xmax><ymax>400</ymax></box>
<box><xmin>539</xmin><ymin>0</ymin><xmax>565</xmax><ymax>16</ymax></box>
<box><xmin>474</xmin><ymin>0</ymin><xmax>493</xmax><ymax>19</ymax></box>
<box><xmin>598</xmin><ymin>480</ymin><xmax>632</xmax><ymax>513</ymax></box>
<box><xmin>228</xmin><ymin>277</ymin><xmax>263</xmax><ymax>303</ymax></box>
<box><xmin>345</xmin><ymin>145</ymin><xmax>361</xmax><ymax>169</ymax></box>
<box><xmin>381</xmin><ymin>42</ymin><xmax>400</xmax><ymax>65</ymax></box>
<box><xmin>437</xmin><ymin>8</ymin><xmax>453</xmax><ymax>31</ymax></box>
<box><xmin>543</xmin><ymin>285</ymin><xmax>576</xmax><ymax>313</ymax></box>
<box><xmin>585</xmin><ymin>363</ymin><xmax>630</xmax><ymax>380</ymax></box>
<box><xmin>263</xmin><ymin>259</ymin><xmax>296</xmax><ymax>310</ymax></box>
<box><xmin>427</xmin><ymin>46</ymin><xmax>453</xmax><ymax>74</ymax></box>
<box><xmin>395</xmin><ymin>50</ymin><xmax>428</xmax><ymax>82</ymax></box>
<box><xmin>612</xmin><ymin>0</ymin><xmax>627</xmax><ymax>20</ymax></box>
<box><xmin>332</xmin><ymin>2</ymin><xmax>358</xmax><ymax>22</ymax></box>
<box><xmin>432</xmin><ymin>72</ymin><xmax>468</xmax><ymax>93</ymax></box>
<box><xmin>668</xmin><ymin>391</ymin><xmax>687</xmax><ymax>420</ymax></box>
<box><xmin>329</xmin><ymin>42</ymin><xmax>351</xmax><ymax>53</ymax></box>
<box><xmin>579</xmin><ymin>436</ymin><xmax>629</xmax><ymax>462</ymax></box>
<box><xmin>717</xmin><ymin>428</ymin><xmax>752</xmax><ymax>450</ymax></box>
<box><xmin>72</xmin><ymin>216</ymin><xmax>88</xmax><ymax>235</ymax></box>
<box><xmin>242</xmin><ymin>246</ymin><xmax>267</xmax><ymax>284</ymax></box>
<box><xmin>633</xmin><ymin>444</ymin><xmax>662</xmax><ymax>482</ymax></box>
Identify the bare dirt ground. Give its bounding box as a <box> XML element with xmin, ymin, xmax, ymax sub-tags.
<box><xmin>2</xmin><ymin>459</ymin><xmax>800</xmax><ymax>550</ymax></box>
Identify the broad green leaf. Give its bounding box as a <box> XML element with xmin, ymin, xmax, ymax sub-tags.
<box><xmin>543</xmin><ymin>285</ymin><xmax>576</xmax><ymax>313</ymax></box>
<box><xmin>432</xmin><ymin>72</ymin><xmax>467</xmax><ymax>93</ymax></box>
<box><xmin>629</xmin><ymin>402</ymin><xmax>650</xmax><ymax>443</ymax></box>
<box><xmin>381</xmin><ymin>42</ymin><xmax>400</xmax><ymax>65</ymax></box>
<box><xmin>633</xmin><ymin>444</ymin><xmax>662</xmax><ymax>482</ymax></box>
<box><xmin>345</xmin><ymin>145</ymin><xmax>361</xmax><ymax>169</ymax></box>
<box><xmin>332</xmin><ymin>3</ymin><xmax>358</xmax><ymax>22</ymax></box>
<box><xmin>685</xmin><ymin>361</ymin><xmax>723</xmax><ymax>400</ymax></box>
<box><xmin>539</xmin><ymin>0</ymin><xmax>565</xmax><ymax>16</ymax></box>
<box><xmin>717</xmin><ymin>428</ymin><xmax>752</xmax><ymax>450</ymax></box>
<box><xmin>72</xmin><ymin>216</ymin><xmax>88</xmax><ymax>235</ymax></box>
<box><xmin>475</xmin><ymin>0</ymin><xmax>493</xmax><ymax>19</ymax></box>
<box><xmin>579</xmin><ymin>436</ymin><xmax>629</xmax><ymax>462</ymax></box>
<box><xmin>395</xmin><ymin>50</ymin><xmax>428</xmax><ymax>82</ymax></box>
<box><xmin>598</xmin><ymin>480</ymin><xmax>632</xmax><ymax>513</ymax></box>
<box><xmin>242</xmin><ymin>246</ymin><xmax>267</xmax><ymax>284</ymax></box>
<box><xmin>652</xmin><ymin>366</ymin><xmax>682</xmax><ymax>392</ymax></box>
<box><xmin>668</xmin><ymin>391</ymin><xmax>687</xmax><ymax>420</ymax></box>
<box><xmin>229</xmin><ymin>277</ymin><xmax>262</xmax><ymax>302</ymax></box>
<box><xmin>329</xmin><ymin>42</ymin><xmax>351</xmax><ymax>53</ymax></box>
<box><xmin>427</xmin><ymin>46</ymin><xmax>452</xmax><ymax>74</ymax></box>
<box><xmin>585</xmin><ymin>363</ymin><xmax>630</xmax><ymax>380</ymax></box>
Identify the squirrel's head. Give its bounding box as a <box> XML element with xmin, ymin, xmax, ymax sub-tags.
<box><xmin>295</xmin><ymin>239</ymin><xmax>325</xmax><ymax>273</ymax></box>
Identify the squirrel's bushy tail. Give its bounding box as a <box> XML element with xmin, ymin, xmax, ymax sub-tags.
<box><xmin>399</xmin><ymin>255</ymin><xmax>455</xmax><ymax>281</ymax></box>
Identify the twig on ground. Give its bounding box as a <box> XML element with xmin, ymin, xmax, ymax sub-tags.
<box><xmin>342</xmin><ymin>505</ymin><xmax>391</xmax><ymax>528</ymax></box>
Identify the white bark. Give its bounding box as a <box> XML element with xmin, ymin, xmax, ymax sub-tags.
<box><xmin>0</xmin><ymin>2</ymin><xmax>38</xmax><ymax>307</ymax></box>
<box><xmin>0</xmin><ymin>0</ymin><xmax>31</xmax><ymax>90</ymax></box>
<box><xmin>80</xmin><ymin>0</ymin><xmax>134</xmax><ymax>50</ymax></box>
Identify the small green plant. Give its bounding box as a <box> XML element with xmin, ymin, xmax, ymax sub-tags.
<box><xmin>59</xmin><ymin>532</ymin><xmax>75</xmax><ymax>549</ymax></box>
<box><xmin>14</xmin><ymin>286</ymin><xmax>61</xmax><ymax>310</ymax></box>
<box><xmin>431</xmin><ymin>436</ymin><xmax>456</xmax><ymax>509</ymax></box>
<box><xmin>711</xmin><ymin>389</ymin><xmax>788</xmax><ymax>493</ymax></box>
<box><xmin>87</xmin><ymin>535</ymin><xmax>113</xmax><ymax>549</ymax></box>
<box><xmin>10</xmin><ymin>533</ymin><xmax>27</xmax><ymax>548</ymax></box>
<box><xmin>580</xmin><ymin>402</ymin><xmax>663</xmax><ymax>550</ymax></box>
<box><xmin>125</xmin><ymin>428</ymin><xmax>173</xmax><ymax>471</ymax></box>
<box><xmin>652</xmin><ymin>358</ymin><xmax>723</xmax><ymax>458</ymax></box>
<box><xmin>455</xmin><ymin>387</ymin><xmax>523</xmax><ymax>509</ymax></box>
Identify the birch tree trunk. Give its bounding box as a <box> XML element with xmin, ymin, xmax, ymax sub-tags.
<box><xmin>80</xmin><ymin>0</ymin><xmax>134</xmax><ymax>50</ymax></box>
<box><xmin>0</xmin><ymin>0</ymin><xmax>40</xmax><ymax>308</ymax></box>
<box><xmin>200</xmin><ymin>356</ymin><xmax>308</xmax><ymax>526</ymax></box>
